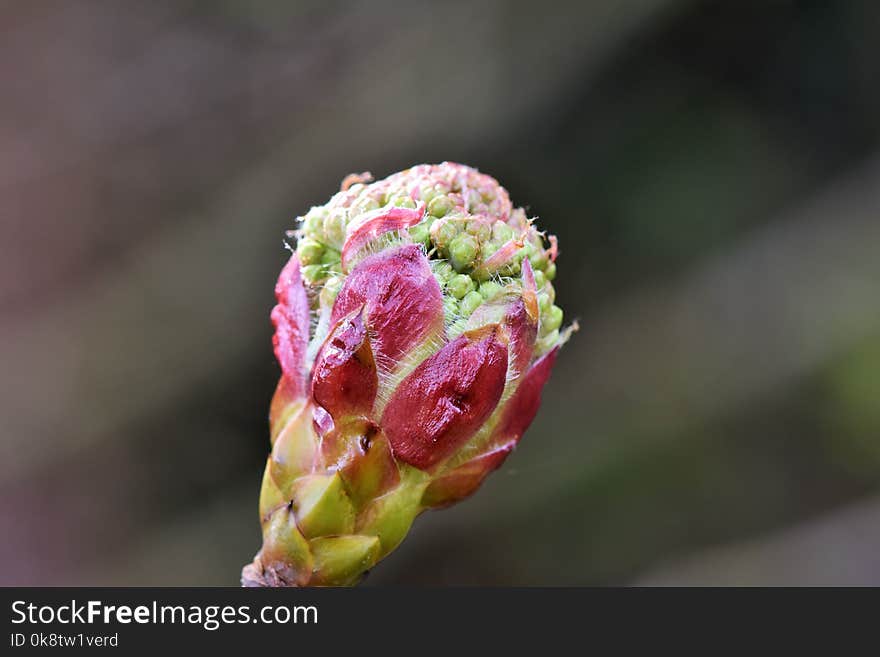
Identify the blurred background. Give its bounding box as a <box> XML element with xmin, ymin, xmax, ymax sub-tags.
<box><xmin>2</xmin><ymin>0</ymin><xmax>879</xmax><ymax>586</ymax></box>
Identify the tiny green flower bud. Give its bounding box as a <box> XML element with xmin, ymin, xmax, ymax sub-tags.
<box><xmin>528</xmin><ymin>248</ymin><xmax>548</xmax><ymax>271</ymax></box>
<box><xmin>500</xmin><ymin>258</ymin><xmax>521</xmax><ymax>277</ymax></box>
<box><xmin>543</xmin><ymin>304</ymin><xmax>563</xmax><ymax>333</ymax></box>
<box><xmin>448</xmin><ymin>274</ymin><xmax>476</xmax><ymax>300</ymax></box>
<box><xmin>449</xmin><ymin>233</ymin><xmax>478</xmax><ymax>272</ymax></box>
<box><xmin>297</xmin><ymin>238</ymin><xmax>324</xmax><ymax>265</ymax></box>
<box><xmin>323</xmin><ymin>212</ymin><xmax>347</xmax><ymax>248</ymax></box>
<box><xmin>466</xmin><ymin>220</ymin><xmax>492</xmax><ymax>242</ymax></box>
<box><xmin>301</xmin><ymin>264</ymin><xmax>325</xmax><ymax>284</ymax></box>
<box><xmin>481</xmin><ymin>241</ymin><xmax>499</xmax><ymax>259</ymax></box>
<box><xmin>408</xmin><ymin>222</ymin><xmax>431</xmax><ymax>247</ymax></box>
<box><xmin>533</xmin><ymin>270</ymin><xmax>546</xmax><ymax>289</ymax></box>
<box><xmin>432</xmin><ymin>220</ymin><xmax>459</xmax><ymax>250</ymax></box>
<box><xmin>320</xmin><ymin>276</ymin><xmax>343</xmax><ymax>308</ymax></box>
<box><xmin>355</xmin><ymin>197</ymin><xmax>381</xmax><ymax>214</ymax></box>
<box><xmin>302</xmin><ymin>207</ymin><xmax>326</xmax><ymax>235</ymax></box>
<box><xmin>459</xmin><ymin>290</ymin><xmax>483</xmax><ymax>316</ymax></box>
<box><xmin>436</xmin><ymin>258</ymin><xmax>454</xmax><ymax>277</ymax></box>
<box><xmin>545</xmin><ymin>261</ymin><xmax>556</xmax><ymax>281</ymax></box>
<box><xmin>478</xmin><ymin>280</ymin><xmax>502</xmax><ymax>301</ymax></box>
<box><xmin>320</xmin><ymin>248</ymin><xmax>341</xmax><ymax>267</ymax></box>
<box><xmin>492</xmin><ymin>222</ymin><xmax>514</xmax><ymax>243</ymax></box>
<box><xmin>537</xmin><ymin>291</ymin><xmax>552</xmax><ymax>313</ymax></box>
<box><xmin>428</xmin><ymin>195</ymin><xmax>452</xmax><ymax>218</ymax></box>
<box><xmin>394</xmin><ymin>196</ymin><xmax>417</xmax><ymax>209</ymax></box>
<box><xmin>466</xmin><ymin>189</ymin><xmax>482</xmax><ymax>210</ymax></box>
<box><xmin>537</xmin><ymin>329</ymin><xmax>560</xmax><ymax>354</ymax></box>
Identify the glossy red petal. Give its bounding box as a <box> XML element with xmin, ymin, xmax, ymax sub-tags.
<box><xmin>341</xmin><ymin>204</ymin><xmax>425</xmax><ymax>272</ymax></box>
<box><xmin>269</xmin><ymin>377</ymin><xmax>302</xmax><ymax>443</ymax></box>
<box><xmin>311</xmin><ymin>310</ymin><xmax>377</xmax><ymax>421</ymax></box>
<box><xmin>271</xmin><ymin>254</ymin><xmax>310</xmax><ymax>400</ymax></box>
<box><xmin>311</xmin><ymin>404</ymin><xmax>334</xmax><ymax>438</ymax></box>
<box><xmin>381</xmin><ymin>325</ymin><xmax>509</xmax><ymax>470</ymax></box>
<box><xmin>337</xmin><ymin>431</ymin><xmax>400</xmax><ymax>507</ymax></box>
<box><xmin>473</xmin><ymin>236</ymin><xmax>524</xmax><ymax>279</ymax></box>
<box><xmin>421</xmin><ymin>440</ymin><xmax>515</xmax><ymax>508</ymax></box>
<box><xmin>468</xmin><ymin>297</ymin><xmax>537</xmax><ymax>380</ymax></box>
<box><xmin>332</xmin><ymin>245</ymin><xmax>444</xmax><ymax>371</ymax></box>
<box><xmin>520</xmin><ymin>259</ymin><xmax>539</xmax><ymax>323</ymax></box>
<box><xmin>496</xmin><ymin>347</ymin><xmax>558</xmax><ymax>443</ymax></box>
<box><xmin>503</xmin><ymin>299</ymin><xmax>538</xmax><ymax>379</ymax></box>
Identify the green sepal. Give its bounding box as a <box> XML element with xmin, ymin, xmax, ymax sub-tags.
<box><xmin>269</xmin><ymin>396</ymin><xmax>305</xmax><ymax>446</ymax></box>
<box><xmin>356</xmin><ymin>466</ymin><xmax>429</xmax><ymax>557</ymax></box>
<box><xmin>258</xmin><ymin>458</ymin><xmax>286</xmax><ymax>522</ymax></box>
<box><xmin>269</xmin><ymin>406</ymin><xmax>318</xmax><ymax>497</ymax></box>
<box><xmin>338</xmin><ymin>434</ymin><xmax>400</xmax><ymax>509</ymax></box>
<box><xmin>260</xmin><ymin>505</ymin><xmax>313</xmax><ymax>587</ymax></box>
<box><xmin>309</xmin><ymin>535</ymin><xmax>381</xmax><ymax>586</ymax></box>
<box><xmin>293</xmin><ymin>473</ymin><xmax>356</xmax><ymax>538</ymax></box>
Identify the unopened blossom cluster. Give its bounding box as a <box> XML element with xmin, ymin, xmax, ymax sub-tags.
<box><xmin>242</xmin><ymin>162</ymin><xmax>573</xmax><ymax>587</ymax></box>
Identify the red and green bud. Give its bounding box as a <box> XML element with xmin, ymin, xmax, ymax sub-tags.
<box><xmin>242</xmin><ymin>162</ymin><xmax>574</xmax><ymax>587</ymax></box>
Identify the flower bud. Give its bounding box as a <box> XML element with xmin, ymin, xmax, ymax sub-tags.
<box><xmin>243</xmin><ymin>162</ymin><xmax>574</xmax><ymax>587</ymax></box>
